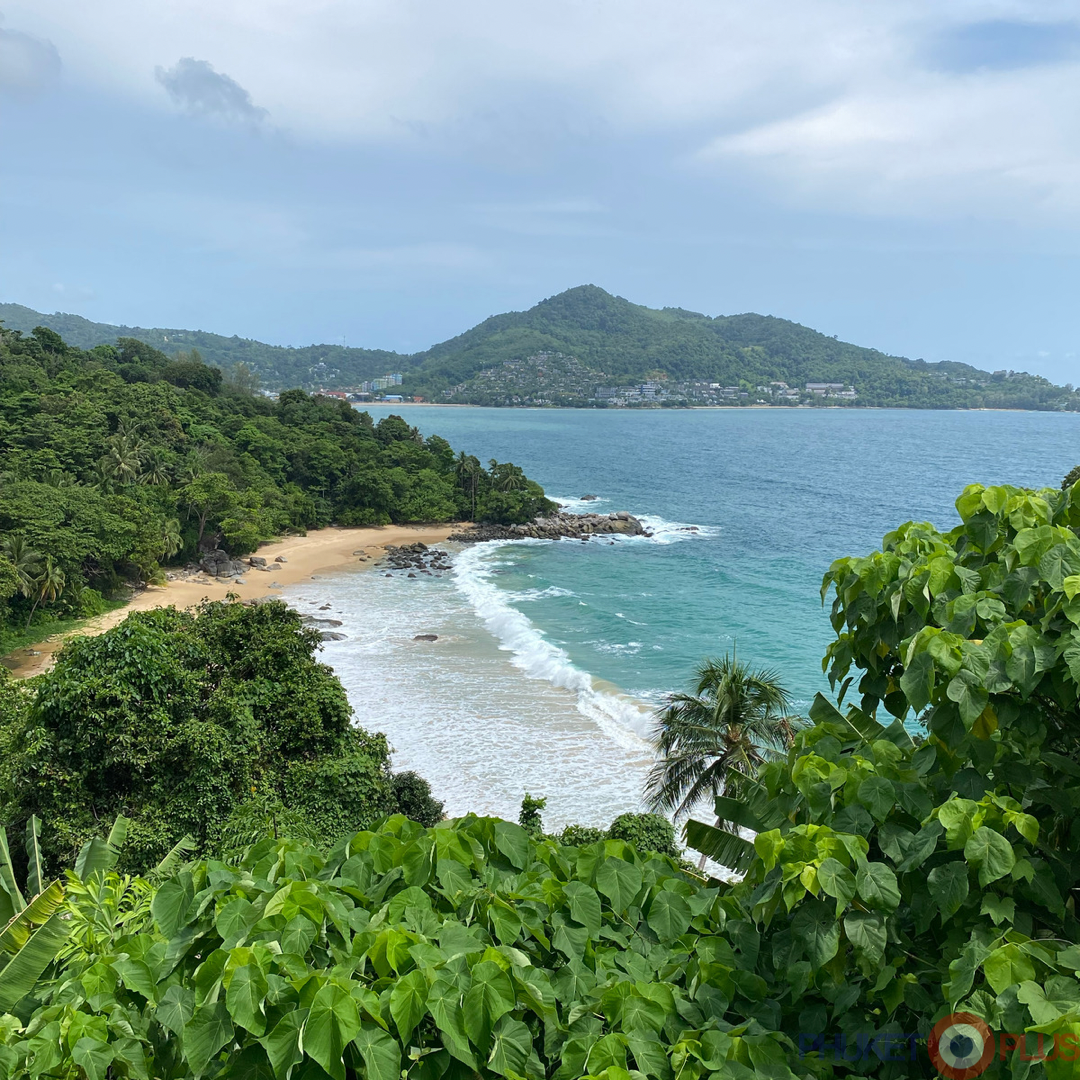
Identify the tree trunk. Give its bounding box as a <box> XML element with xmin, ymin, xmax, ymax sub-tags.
<box><xmin>697</xmin><ymin>816</ymin><xmax>721</xmax><ymax>872</ymax></box>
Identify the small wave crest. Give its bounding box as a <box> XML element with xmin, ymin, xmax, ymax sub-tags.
<box><xmin>635</xmin><ymin>514</ymin><xmax>721</xmax><ymax>545</ymax></box>
<box><xmin>506</xmin><ymin>585</ymin><xmax>576</xmax><ymax>602</ymax></box>
<box><xmin>553</xmin><ymin>495</ymin><xmax>609</xmax><ymax>512</ymax></box>
<box><xmin>453</xmin><ymin>543</ymin><xmax>654</xmax><ymax>746</ymax></box>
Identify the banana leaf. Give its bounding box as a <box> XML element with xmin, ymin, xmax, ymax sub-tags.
<box><xmin>0</xmin><ymin>911</ymin><xmax>69</xmax><ymax>1011</ymax></box>
<box><xmin>0</xmin><ymin>881</ymin><xmax>65</xmax><ymax>955</ymax></box>
<box><xmin>152</xmin><ymin>835</ymin><xmax>197</xmax><ymax>881</ymax></box>
<box><xmin>0</xmin><ymin>827</ymin><xmax>25</xmax><ymax>925</ymax></box>
<box><xmin>24</xmin><ymin>816</ymin><xmax>43</xmax><ymax>900</ymax></box>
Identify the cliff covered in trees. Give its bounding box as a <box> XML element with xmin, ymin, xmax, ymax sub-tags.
<box><xmin>0</xmin><ymin>325</ymin><xmax>552</xmax><ymax>645</ymax></box>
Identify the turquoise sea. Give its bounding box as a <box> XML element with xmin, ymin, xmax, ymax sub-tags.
<box><xmin>289</xmin><ymin>407</ymin><xmax>1079</xmax><ymax>830</ymax></box>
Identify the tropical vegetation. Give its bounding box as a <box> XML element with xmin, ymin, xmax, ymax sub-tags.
<box><xmin>0</xmin><ymin>324</ymin><xmax>553</xmax><ymax>645</ymax></box>
<box><xmin>3</xmin><ymin>472</ymin><xmax>1080</xmax><ymax>1076</ymax></box>
<box><xmin>645</xmin><ymin>655</ymin><xmax>802</xmax><ymax>822</ymax></box>
<box><xmin>4</xmin><ymin>288</ymin><xmax>1075</xmax><ymax>410</ymax></box>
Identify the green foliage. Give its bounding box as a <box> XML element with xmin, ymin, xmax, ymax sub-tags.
<box><xmin>391</xmin><ymin>771</ymin><xmax>445</xmax><ymax>828</ymax></box>
<box><xmin>0</xmin><ymin>324</ymin><xmax>549</xmax><ymax>639</ymax></box>
<box><xmin>557</xmin><ymin>824</ymin><xmax>606</xmax><ymax>847</ymax></box>
<box><xmin>0</xmin><ymin>816</ymin><xmax>800</xmax><ymax>1080</ymax></box>
<box><xmin>0</xmin><ymin>600</ymin><xmax>396</xmax><ymax>872</ymax></box>
<box><xmin>675</xmin><ymin>480</ymin><xmax>1080</xmax><ymax>1074</ymax></box>
<box><xmin>606</xmin><ymin>813</ymin><xmax>678</xmax><ymax>859</ymax></box>
<box><xmin>518</xmin><ymin>793</ymin><xmax>547</xmax><ymax>837</ymax></box>
<box><xmin>646</xmin><ymin>655</ymin><xmax>802</xmax><ymax>819</ymax></box>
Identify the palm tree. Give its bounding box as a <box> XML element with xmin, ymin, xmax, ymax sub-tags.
<box><xmin>489</xmin><ymin>459</ymin><xmax>526</xmax><ymax>492</ymax></box>
<box><xmin>455</xmin><ymin>452</ymin><xmax>481</xmax><ymax>518</ymax></box>
<box><xmin>1</xmin><ymin>536</ymin><xmax>42</xmax><ymax>600</ymax></box>
<box><xmin>645</xmin><ymin>653</ymin><xmax>802</xmax><ymax>822</ymax></box>
<box><xmin>137</xmin><ymin>452</ymin><xmax>169</xmax><ymax>486</ymax></box>
<box><xmin>160</xmin><ymin>518</ymin><xmax>182</xmax><ymax>559</ymax></box>
<box><xmin>102</xmin><ymin>436</ymin><xmax>142</xmax><ymax>486</ymax></box>
<box><xmin>24</xmin><ymin>557</ymin><xmax>65</xmax><ymax>629</ymax></box>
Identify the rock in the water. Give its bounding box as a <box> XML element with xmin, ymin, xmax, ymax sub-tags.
<box><xmin>580</xmin><ymin>494</ymin><xmax>598</xmax><ymax>501</ymax></box>
<box><xmin>449</xmin><ymin>510</ymin><xmax>646</xmax><ymax>544</ymax></box>
<box><xmin>413</xmin><ymin>633</ymin><xmax>438</xmax><ymax>641</ymax></box>
<box><xmin>319</xmin><ymin>631</ymin><xmax>346</xmax><ymax>641</ymax></box>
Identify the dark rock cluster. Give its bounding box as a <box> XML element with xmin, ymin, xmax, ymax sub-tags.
<box><xmin>449</xmin><ymin>511</ymin><xmax>649</xmax><ymax>544</ymax></box>
<box><xmin>378</xmin><ymin>543</ymin><xmax>453</xmax><ymax>577</ymax></box>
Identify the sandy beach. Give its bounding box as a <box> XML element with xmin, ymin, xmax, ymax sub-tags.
<box><xmin>4</xmin><ymin>523</ymin><xmax>464</xmax><ymax>679</ymax></box>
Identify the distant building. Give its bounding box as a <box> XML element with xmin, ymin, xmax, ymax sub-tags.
<box><xmin>382</xmin><ymin>394</ymin><xmax>404</xmax><ymax>403</ymax></box>
<box><xmin>372</xmin><ymin>373</ymin><xmax>404</xmax><ymax>390</ymax></box>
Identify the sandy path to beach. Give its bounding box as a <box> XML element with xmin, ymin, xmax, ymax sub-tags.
<box><xmin>4</xmin><ymin>523</ymin><xmax>465</xmax><ymax>679</ymax></box>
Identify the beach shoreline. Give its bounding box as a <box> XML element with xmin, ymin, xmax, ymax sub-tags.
<box><xmin>3</xmin><ymin>523</ymin><xmax>465</xmax><ymax>679</ymax></box>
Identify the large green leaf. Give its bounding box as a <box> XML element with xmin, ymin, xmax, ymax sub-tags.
<box><xmin>225</xmin><ymin>962</ymin><xmax>268</xmax><ymax>1036</ymax></box>
<box><xmin>855</xmin><ymin>862</ymin><xmax>900</xmax><ymax>913</ymax></box>
<box><xmin>428</xmin><ymin>975</ymin><xmax>477</xmax><ymax>1068</ymax></box>
<box><xmin>684</xmin><ymin>819</ymin><xmax>756</xmax><ymax>873</ymax></box>
<box><xmin>0</xmin><ymin>911</ymin><xmax>69</xmax><ymax>1011</ymax></box>
<box><xmin>0</xmin><ymin>827</ymin><xmax>25</xmax><ymax>923</ymax></box>
<box><xmin>304</xmin><ymin>979</ymin><xmax>362</xmax><ymax>1080</ymax></box>
<box><xmin>24</xmin><ymin>817</ymin><xmax>42</xmax><ymax>900</ymax></box>
<box><xmin>183</xmin><ymin>999</ymin><xmax>235</xmax><ymax>1077</ymax></box>
<box><xmin>595</xmin><ymin>857</ymin><xmax>643</xmax><ymax>913</ymax></box>
<box><xmin>258</xmin><ymin>1009</ymin><xmax>307</xmax><ymax>1080</ymax></box>
<box><xmin>389</xmin><ymin>967</ymin><xmax>428</xmax><ymax>1044</ymax></box>
<box><xmin>646</xmin><ymin>891</ymin><xmax>692</xmax><ymax>942</ymax></box>
<box><xmin>926</xmin><ymin>862</ymin><xmax>970</xmax><ymax>925</ymax></box>
<box><xmin>563</xmin><ymin>880</ymin><xmax>602</xmax><ymax>935</ymax></box>
<box><xmin>964</xmin><ymin>827</ymin><xmax>1016</xmax><ymax>887</ymax></box>
<box><xmin>816</xmin><ymin>858</ymin><xmax>856</xmax><ymax>915</ymax></box>
<box><xmin>352</xmin><ymin>1024</ymin><xmax>402</xmax><ymax>1080</ymax></box>
<box><xmin>843</xmin><ymin>911</ymin><xmax>886</xmax><ymax>968</ymax></box>
<box><xmin>488</xmin><ymin>1014</ymin><xmax>532</xmax><ymax>1078</ymax></box>
<box><xmin>791</xmin><ymin>901</ymin><xmax>840</xmax><ymax>969</ymax></box>
<box><xmin>463</xmin><ymin>960</ymin><xmax>516</xmax><ymax>1048</ymax></box>
<box><xmin>0</xmin><ymin>880</ymin><xmax>65</xmax><ymax>954</ymax></box>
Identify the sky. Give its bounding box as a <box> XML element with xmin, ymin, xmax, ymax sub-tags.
<box><xmin>1</xmin><ymin>1</ymin><xmax>1079</xmax><ymax>382</ymax></box>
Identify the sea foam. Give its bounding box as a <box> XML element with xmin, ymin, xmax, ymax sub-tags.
<box><xmin>453</xmin><ymin>542</ymin><xmax>655</xmax><ymax>747</ymax></box>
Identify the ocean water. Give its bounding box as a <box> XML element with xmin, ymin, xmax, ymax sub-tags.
<box><xmin>287</xmin><ymin>407</ymin><xmax>1080</xmax><ymax>829</ymax></box>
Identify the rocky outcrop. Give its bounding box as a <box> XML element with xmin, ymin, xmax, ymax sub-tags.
<box><xmin>449</xmin><ymin>511</ymin><xmax>649</xmax><ymax>543</ymax></box>
<box><xmin>378</xmin><ymin>543</ymin><xmax>453</xmax><ymax>575</ymax></box>
<box><xmin>199</xmin><ymin>549</ymin><xmax>248</xmax><ymax>577</ymax></box>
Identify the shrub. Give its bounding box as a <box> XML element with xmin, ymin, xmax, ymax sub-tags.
<box><xmin>607</xmin><ymin>811</ymin><xmax>678</xmax><ymax>857</ymax></box>
<box><xmin>390</xmin><ymin>770</ymin><xmax>444</xmax><ymax>827</ymax></box>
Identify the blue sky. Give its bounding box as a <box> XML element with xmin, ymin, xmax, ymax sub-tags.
<box><xmin>1</xmin><ymin>1</ymin><xmax>1078</xmax><ymax>383</ymax></box>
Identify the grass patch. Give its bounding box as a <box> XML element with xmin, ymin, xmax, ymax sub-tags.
<box><xmin>0</xmin><ymin>599</ymin><xmax>128</xmax><ymax>665</ymax></box>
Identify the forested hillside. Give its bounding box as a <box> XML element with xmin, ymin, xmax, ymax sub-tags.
<box><xmin>0</xmin><ymin>325</ymin><xmax>552</xmax><ymax>645</ymax></box>
<box><xmin>4</xmin><ymin>287</ymin><xmax>1076</xmax><ymax>409</ymax></box>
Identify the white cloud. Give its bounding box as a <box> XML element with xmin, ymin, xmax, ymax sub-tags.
<box><xmin>7</xmin><ymin>0</ymin><xmax>1080</xmax><ymax>222</ymax></box>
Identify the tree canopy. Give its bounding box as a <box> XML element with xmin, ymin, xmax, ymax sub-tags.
<box><xmin>0</xmin><ymin>324</ymin><xmax>553</xmax><ymax>641</ymax></box>
<box><xmin>0</xmin><ymin>600</ymin><xmax>402</xmax><ymax>872</ymax></box>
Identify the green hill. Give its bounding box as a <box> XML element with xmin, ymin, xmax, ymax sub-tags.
<box><xmin>3</xmin><ymin>287</ymin><xmax>1075</xmax><ymax>409</ymax></box>
<box><xmin>0</xmin><ymin>302</ymin><xmax>406</xmax><ymax>389</ymax></box>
